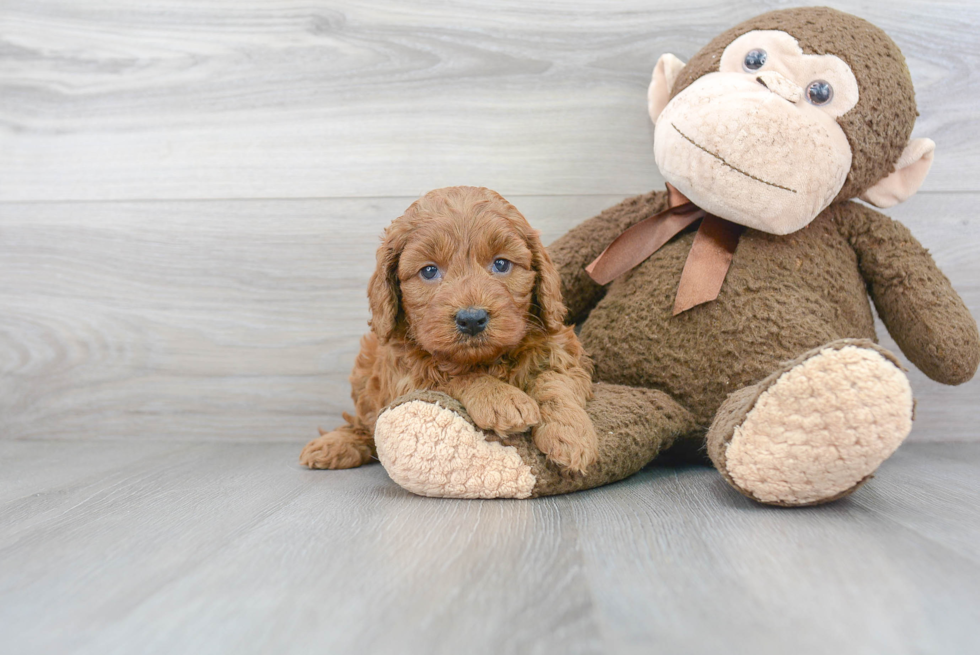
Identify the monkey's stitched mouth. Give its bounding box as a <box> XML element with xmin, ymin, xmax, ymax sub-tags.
<box><xmin>671</xmin><ymin>123</ymin><xmax>797</xmax><ymax>194</ymax></box>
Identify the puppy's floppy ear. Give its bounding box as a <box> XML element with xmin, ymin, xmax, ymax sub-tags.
<box><xmin>527</xmin><ymin>229</ymin><xmax>567</xmax><ymax>334</ymax></box>
<box><xmin>367</xmin><ymin>220</ymin><xmax>409</xmax><ymax>342</ymax></box>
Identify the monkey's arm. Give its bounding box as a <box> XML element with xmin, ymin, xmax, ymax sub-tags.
<box><xmin>836</xmin><ymin>202</ymin><xmax>980</xmax><ymax>384</ymax></box>
<box><xmin>548</xmin><ymin>190</ymin><xmax>668</xmax><ymax>324</ymax></box>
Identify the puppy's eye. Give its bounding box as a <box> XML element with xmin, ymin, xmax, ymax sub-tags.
<box><xmin>743</xmin><ymin>49</ymin><xmax>767</xmax><ymax>72</ymax></box>
<box><xmin>419</xmin><ymin>265</ymin><xmax>441</xmax><ymax>280</ymax></box>
<box><xmin>491</xmin><ymin>258</ymin><xmax>512</xmax><ymax>274</ymax></box>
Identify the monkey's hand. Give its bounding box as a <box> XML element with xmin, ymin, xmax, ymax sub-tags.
<box><xmin>839</xmin><ymin>203</ymin><xmax>980</xmax><ymax>385</ymax></box>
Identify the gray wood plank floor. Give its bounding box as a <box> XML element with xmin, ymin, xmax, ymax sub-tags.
<box><xmin>1</xmin><ymin>440</ymin><xmax>978</xmax><ymax>655</ymax></box>
<box><xmin>2</xmin><ymin>2</ymin><xmax>980</xmax><ymax>652</ymax></box>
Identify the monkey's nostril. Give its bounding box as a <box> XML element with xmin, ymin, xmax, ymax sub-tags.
<box><xmin>756</xmin><ymin>76</ymin><xmax>769</xmax><ymax>90</ymax></box>
<box><xmin>455</xmin><ymin>308</ymin><xmax>489</xmax><ymax>336</ymax></box>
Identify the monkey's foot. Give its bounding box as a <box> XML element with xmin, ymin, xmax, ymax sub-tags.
<box><xmin>374</xmin><ymin>392</ymin><xmax>536</xmax><ymax>499</ymax></box>
<box><xmin>707</xmin><ymin>340</ymin><xmax>914</xmax><ymax>506</ymax></box>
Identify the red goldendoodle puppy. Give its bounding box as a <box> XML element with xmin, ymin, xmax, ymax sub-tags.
<box><xmin>299</xmin><ymin>186</ymin><xmax>598</xmax><ymax>473</ymax></box>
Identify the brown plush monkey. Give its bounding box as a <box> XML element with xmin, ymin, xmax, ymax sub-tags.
<box><xmin>371</xmin><ymin>7</ymin><xmax>979</xmax><ymax>504</ymax></box>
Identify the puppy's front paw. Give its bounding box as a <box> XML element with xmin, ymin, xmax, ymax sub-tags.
<box><xmin>533</xmin><ymin>414</ymin><xmax>598</xmax><ymax>474</ymax></box>
<box><xmin>300</xmin><ymin>430</ymin><xmax>373</xmax><ymax>470</ymax></box>
<box><xmin>466</xmin><ymin>386</ymin><xmax>541</xmax><ymax>434</ymax></box>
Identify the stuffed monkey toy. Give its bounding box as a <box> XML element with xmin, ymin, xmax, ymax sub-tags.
<box><xmin>368</xmin><ymin>7</ymin><xmax>979</xmax><ymax>505</ymax></box>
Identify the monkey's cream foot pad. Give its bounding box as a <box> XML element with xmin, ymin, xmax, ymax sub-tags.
<box><xmin>721</xmin><ymin>344</ymin><xmax>914</xmax><ymax>506</ymax></box>
<box><xmin>375</xmin><ymin>399</ymin><xmax>536</xmax><ymax>499</ymax></box>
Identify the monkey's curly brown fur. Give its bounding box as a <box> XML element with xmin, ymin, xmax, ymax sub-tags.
<box><xmin>300</xmin><ymin>186</ymin><xmax>598</xmax><ymax>473</ymax></box>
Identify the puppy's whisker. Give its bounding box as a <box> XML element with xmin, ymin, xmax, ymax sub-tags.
<box><xmin>526</xmin><ymin>306</ymin><xmax>548</xmax><ymax>332</ymax></box>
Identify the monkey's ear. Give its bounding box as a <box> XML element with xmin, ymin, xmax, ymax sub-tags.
<box><xmin>648</xmin><ymin>53</ymin><xmax>686</xmax><ymax>125</ymax></box>
<box><xmin>860</xmin><ymin>138</ymin><xmax>936</xmax><ymax>208</ymax></box>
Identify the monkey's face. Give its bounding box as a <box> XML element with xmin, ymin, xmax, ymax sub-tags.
<box><xmin>653</xmin><ymin>30</ymin><xmax>860</xmax><ymax>235</ymax></box>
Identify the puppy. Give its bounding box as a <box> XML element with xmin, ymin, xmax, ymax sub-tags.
<box><xmin>299</xmin><ymin>186</ymin><xmax>598</xmax><ymax>473</ymax></box>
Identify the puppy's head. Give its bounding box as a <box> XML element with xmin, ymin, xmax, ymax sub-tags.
<box><xmin>368</xmin><ymin>186</ymin><xmax>565</xmax><ymax>365</ymax></box>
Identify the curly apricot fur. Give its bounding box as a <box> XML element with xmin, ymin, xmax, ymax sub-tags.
<box><xmin>300</xmin><ymin>186</ymin><xmax>597</xmax><ymax>473</ymax></box>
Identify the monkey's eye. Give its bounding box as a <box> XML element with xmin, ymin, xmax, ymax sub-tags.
<box><xmin>805</xmin><ymin>80</ymin><xmax>834</xmax><ymax>105</ymax></box>
<box><xmin>742</xmin><ymin>49</ymin><xmax>767</xmax><ymax>72</ymax></box>
<box><xmin>491</xmin><ymin>258</ymin><xmax>512</xmax><ymax>274</ymax></box>
<box><xmin>419</xmin><ymin>265</ymin><xmax>441</xmax><ymax>280</ymax></box>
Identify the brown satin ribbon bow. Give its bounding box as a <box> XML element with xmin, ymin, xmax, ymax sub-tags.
<box><xmin>585</xmin><ymin>183</ymin><xmax>744</xmax><ymax>315</ymax></box>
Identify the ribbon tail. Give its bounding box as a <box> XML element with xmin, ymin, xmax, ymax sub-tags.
<box><xmin>586</xmin><ymin>204</ymin><xmax>702</xmax><ymax>285</ymax></box>
<box><xmin>672</xmin><ymin>214</ymin><xmax>744</xmax><ymax>316</ymax></box>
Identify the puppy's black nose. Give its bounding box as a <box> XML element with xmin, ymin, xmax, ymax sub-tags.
<box><xmin>455</xmin><ymin>308</ymin><xmax>489</xmax><ymax>336</ymax></box>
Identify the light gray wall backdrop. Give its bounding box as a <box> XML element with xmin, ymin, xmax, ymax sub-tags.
<box><xmin>1</xmin><ymin>0</ymin><xmax>977</xmax><ymax>442</ymax></box>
